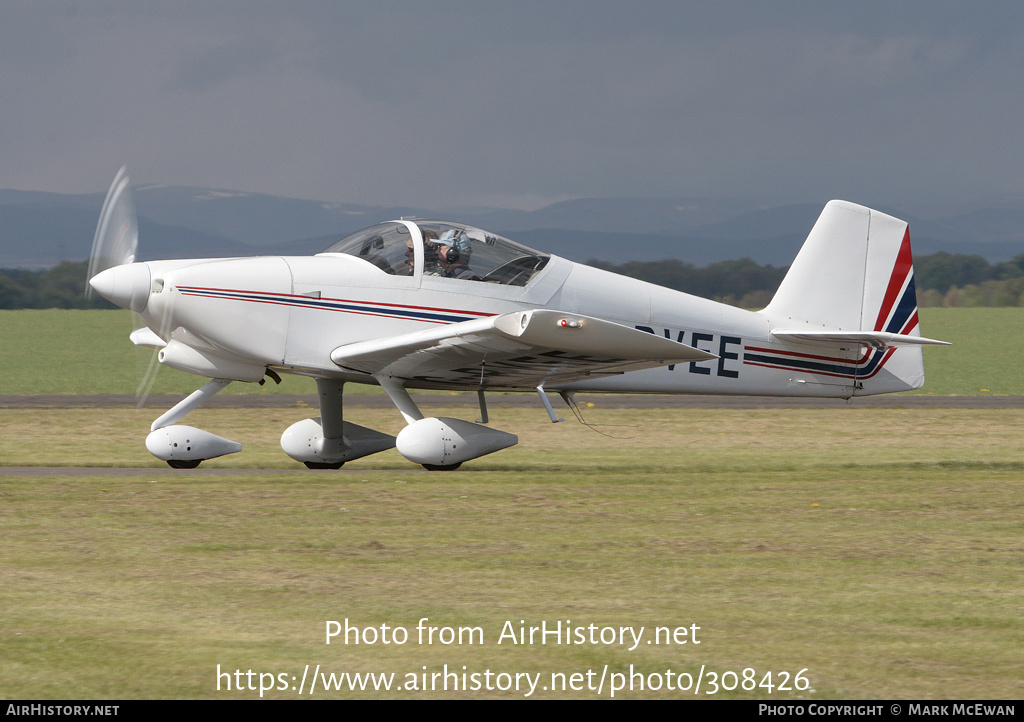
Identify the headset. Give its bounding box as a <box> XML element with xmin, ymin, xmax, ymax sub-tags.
<box><xmin>441</xmin><ymin>245</ymin><xmax>460</xmax><ymax>264</ymax></box>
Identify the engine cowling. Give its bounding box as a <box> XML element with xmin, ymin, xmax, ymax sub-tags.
<box><xmin>396</xmin><ymin>417</ymin><xmax>518</xmax><ymax>467</ymax></box>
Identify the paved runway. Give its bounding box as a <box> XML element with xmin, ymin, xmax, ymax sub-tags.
<box><xmin>4</xmin><ymin>393</ymin><xmax>1024</xmax><ymax>409</ymax></box>
<box><xmin>0</xmin><ymin>466</ymin><xmax>371</xmax><ymax>476</ymax></box>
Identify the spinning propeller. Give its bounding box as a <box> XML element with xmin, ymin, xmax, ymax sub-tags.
<box><xmin>86</xmin><ymin>167</ymin><xmax>168</xmax><ymax>405</ymax></box>
<box><xmin>86</xmin><ymin>166</ymin><xmax>138</xmax><ymax>297</ymax></box>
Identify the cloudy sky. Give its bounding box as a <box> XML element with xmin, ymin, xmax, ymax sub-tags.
<box><xmin>4</xmin><ymin>1</ymin><xmax>1023</xmax><ymax>210</ymax></box>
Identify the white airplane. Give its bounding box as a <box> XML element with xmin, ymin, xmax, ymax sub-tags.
<box><xmin>88</xmin><ymin>168</ymin><xmax>947</xmax><ymax>470</ymax></box>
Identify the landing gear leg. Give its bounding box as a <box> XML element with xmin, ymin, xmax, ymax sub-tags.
<box><xmin>307</xmin><ymin>378</ymin><xmax>346</xmax><ymax>469</ymax></box>
<box><xmin>151</xmin><ymin>378</ymin><xmax>232</xmax><ymax>431</ymax></box>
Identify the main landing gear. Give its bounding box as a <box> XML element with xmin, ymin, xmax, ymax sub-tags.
<box><xmin>147</xmin><ymin>375</ymin><xmax>520</xmax><ymax>470</ymax></box>
<box><xmin>376</xmin><ymin>376</ymin><xmax>518</xmax><ymax>470</ymax></box>
<box><xmin>280</xmin><ymin>378</ymin><xmax>398</xmax><ymax>468</ymax></box>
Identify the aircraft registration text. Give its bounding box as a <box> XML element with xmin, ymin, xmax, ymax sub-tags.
<box><xmin>636</xmin><ymin>326</ymin><xmax>742</xmax><ymax>378</ymax></box>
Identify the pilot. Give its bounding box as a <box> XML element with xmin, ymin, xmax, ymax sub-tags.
<box><xmin>436</xmin><ymin>229</ymin><xmax>481</xmax><ymax>281</ymax></box>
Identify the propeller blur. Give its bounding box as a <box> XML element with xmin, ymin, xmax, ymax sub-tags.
<box><xmin>88</xmin><ymin>169</ymin><xmax>948</xmax><ymax>470</ymax></box>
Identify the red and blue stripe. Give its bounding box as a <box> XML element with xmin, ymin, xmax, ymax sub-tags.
<box><xmin>175</xmin><ymin>286</ymin><xmax>495</xmax><ymax>325</ymax></box>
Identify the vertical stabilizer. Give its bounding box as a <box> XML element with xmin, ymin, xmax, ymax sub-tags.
<box><xmin>760</xmin><ymin>201</ymin><xmax>940</xmax><ymax>395</ymax></box>
<box><xmin>763</xmin><ymin>200</ymin><xmax>919</xmax><ymax>334</ymax></box>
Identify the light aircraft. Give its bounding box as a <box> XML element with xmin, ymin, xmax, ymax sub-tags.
<box><xmin>87</xmin><ymin>168</ymin><xmax>947</xmax><ymax>470</ymax></box>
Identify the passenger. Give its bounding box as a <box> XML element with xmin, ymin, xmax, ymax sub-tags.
<box><xmin>436</xmin><ymin>229</ymin><xmax>481</xmax><ymax>281</ymax></box>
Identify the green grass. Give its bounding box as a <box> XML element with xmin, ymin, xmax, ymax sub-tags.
<box><xmin>915</xmin><ymin>308</ymin><xmax>1024</xmax><ymax>395</ymax></box>
<box><xmin>1</xmin><ymin>405</ymin><xmax>1022</xmax><ymax>698</ymax></box>
<box><xmin>2</xmin><ymin>308</ymin><xmax>1022</xmax><ymax>698</ymax></box>
<box><xmin>1</xmin><ymin>307</ymin><xmax>1022</xmax><ymax>396</ymax></box>
<box><xmin>0</xmin><ymin>309</ymin><xmax>316</xmax><ymax>395</ymax></box>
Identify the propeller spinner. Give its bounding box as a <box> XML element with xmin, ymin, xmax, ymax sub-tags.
<box><xmin>86</xmin><ymin>165</ymin><xmax>138</xmax><ymax>297</ymax></box>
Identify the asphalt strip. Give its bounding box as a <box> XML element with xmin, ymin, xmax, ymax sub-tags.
<box><xmin>0</xmin><ymin>466</ymin><xmax>426</xmax><ymax>477</ymax></box>
<box><xmin>3</xmin><ymin>393</ymin><xmax>1023</xmax><ymax>409</ymax></box>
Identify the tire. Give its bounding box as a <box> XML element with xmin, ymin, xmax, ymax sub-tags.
<box><xmin>421</xmin><ymin>462</ymin><xmax>462</xmax><ymax>471</ymax></box>
<box><xmin>304</xmin><ymin>461</ymin><xmax>345</xmax><ymax>469</ymax></box>
<box><xmin>167</xmin><ymin>459</ymin><xmax>201</xmax><ymax>469</ymax></box>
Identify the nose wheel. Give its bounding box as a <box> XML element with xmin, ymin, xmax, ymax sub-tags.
<box><xmin>167</xmin><ymin>459</ymin><xmax>202</xmax><ymax>469</ymax></box>
<box><xmin>147</xmin><ymin>380</ymin><xmax>243</xmax><ymax>468</ymax></box>
<box><xmin>303</xmin><ymin>461</ymin><xmax>345</xmax><ymax>469</ymax></box>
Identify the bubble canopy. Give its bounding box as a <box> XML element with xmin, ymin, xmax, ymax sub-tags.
<box><xmin>319</xmin><ymin>221</ymin><xmax>550</xmax><ymax>286</ymax></box>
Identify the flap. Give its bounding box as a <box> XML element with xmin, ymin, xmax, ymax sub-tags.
<box><xmin>331</xmin><ymin>309</ymin><xmax>716</xmax><ymax>388</ymax></box>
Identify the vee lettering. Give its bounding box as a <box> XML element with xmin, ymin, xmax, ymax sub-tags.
<box><xmin>636</xmin><ymin>326</ymin><xmax>741</xmax><ymax>378</ymax></box>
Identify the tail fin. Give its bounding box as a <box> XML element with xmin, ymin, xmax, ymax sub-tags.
<box><xmin>761</xmin><ymin>201</ymin><xmax>947</xmax><ymax>395</ymax></box>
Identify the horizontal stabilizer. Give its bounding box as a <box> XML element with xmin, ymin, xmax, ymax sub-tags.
<box><xmin>772</xmin><ymin>330</ymin><xmax>950</xmax><ymax>349</ymax></box>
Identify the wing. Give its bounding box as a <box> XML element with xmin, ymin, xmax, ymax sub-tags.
<box><xmin>330</xmin><ymin>309</ymin><xmax>717</xmax><ymax>389</ymax></box>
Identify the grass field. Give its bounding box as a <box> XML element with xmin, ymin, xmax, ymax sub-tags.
<box><xmin>2</xmin><ymin>307</ymin><xmax>1023</xmax><ymax>396</ymax></box>
<box><xmin>1</xmin><ymin>404</ymin><xmax>1022</xmax><ymax>699</ymax></box>
<box><xmin>1</xmin><ymin>308</ymin><xmax>1023</xmax><ymax>699</ymax></box>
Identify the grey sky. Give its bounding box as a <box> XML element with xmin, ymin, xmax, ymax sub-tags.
<box><xmin>3</xmin><ymin>1</ymin><xmax>1023</xmax><ymax>210</ymax></box>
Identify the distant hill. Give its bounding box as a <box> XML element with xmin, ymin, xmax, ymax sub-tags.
<box><xmin>1</xmin><ymin>185</ymin><xmax>1023</xmax><ymax>268</ymax></box>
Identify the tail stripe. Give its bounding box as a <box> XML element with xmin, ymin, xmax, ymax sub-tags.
<box><xmin>873</xmin><ymin>228</ymin><xmax>916</xmax><ymax>333</ymax></box>
<box><xmin>744</xmin><ymin>346</ymin><xmax>893</xmax><ymax>380</ymax></box>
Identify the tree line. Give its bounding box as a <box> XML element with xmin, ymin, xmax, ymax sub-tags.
<box><xmin>0</xmin><ymin>261</ymin><xmax>114</xmax><ymax>309</ymax></box>
<box><xmin>590</xmin><ymin>251</ymin><xmax>1024</xmax><ymax>308</ymax></box>
<box><xmin>3</xmin><ymin>253</ymin><xmax>1024</xmax><ymax>310</ymax></box>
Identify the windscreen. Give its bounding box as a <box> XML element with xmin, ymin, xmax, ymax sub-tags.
<box><xmin>320</xmin><ymin>222</ymin><xmax>415</xmax><ymax>276</ymax></box>
<box><xmin>321</xmin><ymin>221</ymin><xmax>549</xmax><ymax>285</ymax></box>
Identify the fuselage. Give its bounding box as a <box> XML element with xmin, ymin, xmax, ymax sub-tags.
<box><xmin>92</xmin><ymin>218</ymin><xmax>922</xmax><ymax>400</ymax></box>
